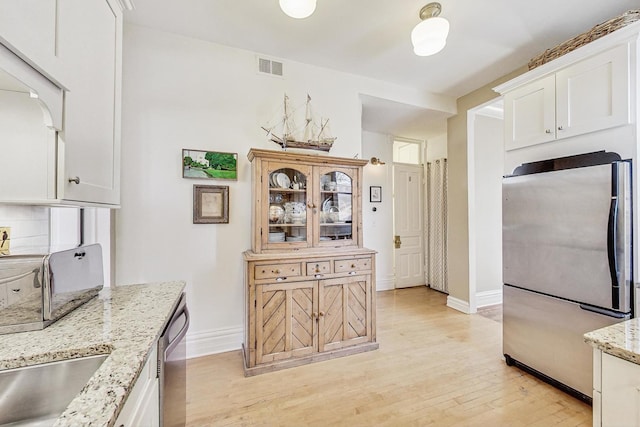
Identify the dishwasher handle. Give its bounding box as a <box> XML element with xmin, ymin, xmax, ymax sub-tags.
<box><xmin>164</xmin><ymin>301</ymin><xmax>190</xmax><ymax>357</ymax></box>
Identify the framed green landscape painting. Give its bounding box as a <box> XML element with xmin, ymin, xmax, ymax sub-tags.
<box><xmin>182</xmin><ymin>149</ymin><xmax>238</xmax><ymax>180</ymax></box>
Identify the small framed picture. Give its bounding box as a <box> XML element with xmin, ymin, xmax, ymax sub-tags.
<box><xmin>370</xmin><ymin>186</ymin><xmax>382</xmax><ymax>203</ymax></box>
<box><xmin>183</xmin><ymin>149</ymin><xmax>238</xmax><ymax>180</ymax></box>
<box><xmin>194</xmin><ymin>185</ymin><xmax>229</xmax><ymax>224</ymax></box>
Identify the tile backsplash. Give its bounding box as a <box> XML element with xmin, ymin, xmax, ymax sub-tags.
<box><xmin>0</xmin><ymin>206</ymin><xmax>50</xmax><ymax>255</ymax></box>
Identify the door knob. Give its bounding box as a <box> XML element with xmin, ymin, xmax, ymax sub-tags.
<box><xmin>394</xmin><ymin>235</ymin><xmax>402</xmax><ymax>249</ymax></box>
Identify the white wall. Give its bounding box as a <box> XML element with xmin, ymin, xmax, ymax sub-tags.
<box><xmin>361</xmin><ymin>131</ymin><xmax>394</xmax><ymax>290</ymax></box>
<box><xmin>117</xmin><ymin>25</ymin><xmax>454</xmax><ymax>358</ymax></box>
<box><xmin>472</xmin><ymin>112</ymin><xmax>503</xmax><ymax>306</ymax></box>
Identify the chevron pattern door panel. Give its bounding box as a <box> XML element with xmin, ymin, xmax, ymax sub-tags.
<box><xmin>256</xmin><ymin>281</ymin><xmax>317</xmax><ymax>364</ymax></box>
<box><xmin>319</xmin><ymin>275</ymin><xmax>371</xmax><ymax>352</ymax></box>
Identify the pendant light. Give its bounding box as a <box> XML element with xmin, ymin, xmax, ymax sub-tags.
<box><xmin>411</xmin><ymin>2</ymin><xmax>450</xmax><ymax>56</ymax></box>
<box><xmin>279</xmin><ymin>0</ymin><xmax>317</xmax><ymax>19</ymax></box>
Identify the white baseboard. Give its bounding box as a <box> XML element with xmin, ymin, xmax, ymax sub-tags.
<box><xmin>186</xmin><ymin>326</ymin><xmax>243</xmax><ymax>359</ymax></box>
<box><xmin>476</xmin><ymin>289</ymin><xmax>502</xmax><ymax>308</ymax></box>
<box><xmin>447</xmin><ymin>295</ymin><xmax>471</xmax><ymax>314</ymax></box>
<box><xmin>376</xmin><ymin>276</ymin><xmax>395</xmax><ymax>291</ymax></box>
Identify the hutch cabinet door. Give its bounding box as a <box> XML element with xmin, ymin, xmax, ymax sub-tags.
<box><xmin>261</xmin><ymin>161</ymin><xmax>313</xmax><ymax>251</ymax></box>
<box><xmin>255</xmin><ymin>280</ymin><xmax>318</xmax><ymax>364</ymax></box>
<box><xmin>318</xmin><ymin>275</ymin><xmax>371</xmax><ymax>352</ymax></box>
<box><xmin>314</xmin><ymin>166</ymin><xmax>359</xmax><ymax>248</ymax></box>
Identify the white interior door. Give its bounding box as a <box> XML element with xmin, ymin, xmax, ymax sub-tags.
<box><xmin>393</xmin><ymin>164</ymin><xmax>424</xmax><ymax>288</ymax></box>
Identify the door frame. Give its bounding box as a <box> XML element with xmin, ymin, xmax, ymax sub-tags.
<box><xmin>462</xmin><ymin>97</ymin><xmax>504</xmax><ymax>314</ymax></box>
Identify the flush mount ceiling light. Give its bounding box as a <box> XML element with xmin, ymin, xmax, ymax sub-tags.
<box><xmin>411</xmin><ymin>2</ymin><xmax>450</xmax><ymax>56</ymax></box>
<box><xmin>279</xmin><ymin>0</ymin><xmax>317</xmax><ymax>19</ymax></box>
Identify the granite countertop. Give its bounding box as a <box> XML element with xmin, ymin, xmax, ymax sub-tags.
<box><xmin>584</xmin><ymin>317</ymin><xmax>640</xmax><ymax>365</ymax></box>
<box><xmin>0</xmin><ymin>281</ymin><xmax>185</xmax><ymax>427</ymax></box>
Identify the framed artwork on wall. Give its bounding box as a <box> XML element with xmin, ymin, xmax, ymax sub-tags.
<box><xmin>193</xmin><ymin>185</ymin><xmax>229</xmax><ymax>224</ymax></box>
<box><xmin>183</xmin><ymin>149</ymin><xmax>238</xmax><ymax>180</ymax></box>
<box><xmin>370</xmin><ymin>186</ymin><xmax>382</xmax><ymax>203</ymax></box>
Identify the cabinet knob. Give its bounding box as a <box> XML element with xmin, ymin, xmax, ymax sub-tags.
<box><xmin>274</xmin><ymin>269</ymin><xmax>280</xmax><ymax>274</ymax></box>
<box><xmin>319</xmin><ymin>311</ymin><xmax>325</xmax><ymax>317</ymax></box>
<box><xmin>557</xmin><ymin>125</ymin><xmax>564</xmax><ymax>131</ymax></box>
<box><xmin>545</xmin><ymin>129</ymin><xmax>551</xmax><ymax>134</ymax></box>
<box><xmin>68</xmin><ymin>176</ymin><xmax>80</xmax><ymax>184</ymax></box>
<box><xmin>313</xmin><ymin>312</ymin><xmax>318</xmax><ymax>318</ymax></box>
<box><xmin>351</xmin><ymin>264</ymin><xmax>356</xmax><ymax>269</ymax></box>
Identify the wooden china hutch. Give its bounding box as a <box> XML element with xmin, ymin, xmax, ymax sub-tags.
<box><xmin>243</xmin><ymin>148</ymin><xmax>378</xmax><ymax>376</ymax></box>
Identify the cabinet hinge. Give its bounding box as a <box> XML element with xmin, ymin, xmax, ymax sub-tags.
<box><xmin>260</xmin><ymin>228</ymin><xmax>263</xmax><ymax>236</ymax></box>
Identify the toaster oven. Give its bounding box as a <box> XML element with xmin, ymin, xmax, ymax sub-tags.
<box><xmin>0</xmin><ymin>244</ymin><xmax>103</xmax><ymax>334</ymax></box>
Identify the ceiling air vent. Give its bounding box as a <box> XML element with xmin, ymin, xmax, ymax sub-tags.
<box><xmin>257</xmin><ymin>57</ymin><xmax>283</xmax><ymax>77</ymax></box>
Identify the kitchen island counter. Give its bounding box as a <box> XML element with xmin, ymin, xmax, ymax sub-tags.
<box><xmin>584</xmin><ymin>317</ymin><xmax>640</xmax><ymax>365</ymax></box>
<box><xmin>0</xmin><ymin>281</ymin><xmax>185</xmax><ymax>427</ymax></box>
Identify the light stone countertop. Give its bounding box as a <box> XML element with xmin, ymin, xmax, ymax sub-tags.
<box><xmin>584</xmin><ymin>317</ymin><xmax>640</xmax><ymax>365</ymax></box>
<box><xmin>0</xmin><ymin>281</ymin><xmax>186</xmax><ymax>427</ymax></box>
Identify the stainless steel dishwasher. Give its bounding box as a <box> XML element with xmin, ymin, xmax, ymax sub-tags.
<box><xmin>158</xmin><ymin>292</ymin><xmax>189</xmax><ymax>427</ymax></box>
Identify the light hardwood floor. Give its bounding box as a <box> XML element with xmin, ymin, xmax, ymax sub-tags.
<box><xmin>186</xmin><ymin>287</ymin><xmax>591</xmax><ymax>426</ymax></box>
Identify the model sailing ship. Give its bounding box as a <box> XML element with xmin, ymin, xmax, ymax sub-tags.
<box><xmin>262</xmin><ymin>94</ymin><xmax>337</xmax><ymax>152</ymax></box>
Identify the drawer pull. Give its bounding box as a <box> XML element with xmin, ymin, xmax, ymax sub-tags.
<box><xmin>11</xmin><ymin>288</ymin><xmax>21</xmax><ymax>293</ymax></box>
<box><xmin>314</xmin><ymin>274</ymin><xmax>324</xmax><ymax>279</ymax></box>
<box><xmin>545</xmin><ymin>129</ymin><xmax>551</xmax><ymax>134</ymax></box>
<box><xmin>275</xmin><ymin>277</ymin><xmax>287</xmax><ymax>282</ymax></box>
<box><xmin>348</xmin><ymin>271</ymin><xmax>356</xmax><ymax>275</ymax></box>
<box><xmin>274</xmin><ymin>269</ymin><xmax>281</xmax><ymax>274</ymax></box>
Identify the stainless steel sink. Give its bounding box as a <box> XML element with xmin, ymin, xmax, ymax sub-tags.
<box><xmin>0</xmin><ymin>354</ymin><xmax>108</xmax><ymax>426</ymax></box>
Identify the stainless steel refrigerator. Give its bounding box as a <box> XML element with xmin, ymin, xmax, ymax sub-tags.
<box><xmin>502</xmin><ymin>151</ymin><xmax>633</xmax><ymax>403</ymax></box>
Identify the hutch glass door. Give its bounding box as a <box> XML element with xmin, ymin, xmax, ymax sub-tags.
<box><xmin>317</xmin><ymin>167</ymin><xmax>356</xmax><ymax>247</ymax></box>
<box><xmin>265</xmin><ymin>162</ymin><xmax>312</xmax><ymax>249</ymax></box>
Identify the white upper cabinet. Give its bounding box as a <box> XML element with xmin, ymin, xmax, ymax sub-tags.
<box><xmin>504</xmin><ymin>75</ymin><xmax>556</xmax><ymax>150</ymax></box>
<box><xmin>555</xmin><ymin>43</ymin><xmax>630</xmax><ymax>139</ymax></box>
<box><xmin>499</xmin><ymin>40</ymin><xmax>632</xmax><ymax>152</ymax></box>
<box><xmin>0</xmin><ymin>1</ymin><xmax>61</xmax><ymax>82</ymax></box>
<box><xmin>57</xmin><ymin>0</ymin><xmax>122</xmax><ymax>205</ymax></box>
<box><xmin>0</xmin><ymin>0</ymin><xmax>123</xmax><ymax>206</ymax></box>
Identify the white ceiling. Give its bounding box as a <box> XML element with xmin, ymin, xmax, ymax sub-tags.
<box><xmin>124</xmin><ymin>1</ymin><xmax>639</xmax><ymax>138</ymax></box>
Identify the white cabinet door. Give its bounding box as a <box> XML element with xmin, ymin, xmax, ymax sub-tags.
<box><xmin>57</xmin><ymin>0</ymin><xmax>122</xmax><ymax>206</ymax></box>
<box><xmin>601</xmin><ymin>352</ymin><xmax>640</xmax><ymax>427</ymax></box>
<box><xmin>556</xmin><ymin>44</ymin><xmax>630</xmax><ymax>140</ymax></box>
<box><xmin>115</xmin><ymin>346</ymin><xmax>159</xmax><ymax>427</ymax></box>
<box><xmin>504</xmin><ymin>74</ymin><xmax>555</xmax><ymax>151</ymax></box>
<box><xmin>0</xmin><ymin>0</ymin><xmax>58</xmax><ymax>77</ymax></box>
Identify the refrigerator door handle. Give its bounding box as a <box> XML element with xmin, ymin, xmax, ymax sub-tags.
<box><xmin>579</xmin><ymin>303</ymin><xmax>628</xmax><ymax>319</ymax></box>
<box><xmin>607</xmin><ymin>195</ymin><xmax>620</xmax><ymax>310</ymax></box>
